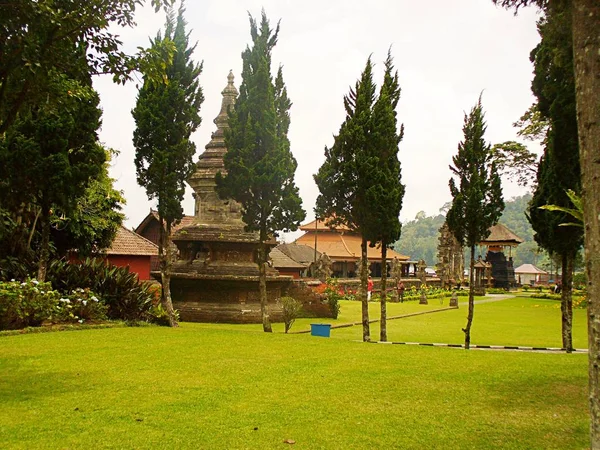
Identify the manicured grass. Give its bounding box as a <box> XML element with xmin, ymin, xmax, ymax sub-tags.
<box><xmin>253</xmin><ymin>295</ymin><xmax>588</xmax><ymax>349</ymax></box>
<box><xmin>328</xmin><ymin>296</ymin><xmax>589</xmax><ymax>349</ymax></box>
<box><xmin>0</xmin><ymin>295</ymin><xmax>589</xmax><ymax>449</ymax></box>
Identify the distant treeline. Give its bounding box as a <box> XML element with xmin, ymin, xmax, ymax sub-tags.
<box><xmin>394</xmin><ymin>194</ymin><xmax>539</xmax><ymax>268</ymax></box>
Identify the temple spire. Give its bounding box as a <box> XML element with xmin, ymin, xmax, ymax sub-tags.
<box><xmin>187</xmin><ymin>71</ymin><xmax>241</xmax><ymax>222</ymax></box>
<box><xmin>213</xmin><ymin>70</ymin><xmax>238</xmax><ymax>137</ymax></box>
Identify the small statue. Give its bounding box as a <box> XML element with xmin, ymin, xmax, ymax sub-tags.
<box><xmin>314</xmin><ymin>252</ymin><xmax>333</xmax><ymax>281</ymax></box>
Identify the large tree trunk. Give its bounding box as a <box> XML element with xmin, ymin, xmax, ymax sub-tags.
<box><xmin>159</xmin><ymin>219</ymin><xmax>178</xmax><ymax>328</ymax></box>
<box><xmin>463</xmin><ymin>245</ymin><xmax>476</xmax><ymax>349</ymax></box>
<box><xmin>380</xmin><ymin>245</ymin><xmax>388</xmax><ymax>342</ymax></box>
<box><xmin>258</xmin><ymin>229</ymin><xmax>272</xmax><ymax>333</ymax></box>
<box><xmin>361</xmin><ymin>237</ymin><xmax>370</xmax><ymax>342</ymax></box>
<box><xmin>561</xmin><ymin>252</ymin><xmax>574</xmax><ymax>353</ymax></box>
<box><xmin>36</xmin><ymin>205</ymin><xmax>50</xmax><ymax>282</ymax></box>
<box><xmin>572</xmin><ymin>0</ymin><xmax>600</xmax><ymax>445</ymax></box>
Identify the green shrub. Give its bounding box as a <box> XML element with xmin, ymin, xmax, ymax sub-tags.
<box><xmin>573</xmin><ymin>272</ymin><xmax>587</xmax><ymax>290</ymax></box>
<box><xmin>0</xmin><ymin>256</ymin><xmax>36</xmax><ymax>282</ymax></box>
<box><xmin>485</xmin><ymin>288</ymin><xmax>504</xmax><ymax>294</ymax></box>
<box><xmin>280</xmin><ymin>296</ymin><xmax>302</xmax><ymax>333</ymax></box>
<box><xmin>324</xmin><ymin>279</ymin><xmax>342</xmax><ymax>319</ymax></box>
<box><xmin>530</xmin><ymin>292</ymin><xmax>587</xmax><ymax>309</ymax></box>
<box><xmin>147</xmin><ymin>303</ymin><xmax>178</xmax><ymax>327</ymax></box>
<box><xmin>0</xmin><ymin>279</ymin><xmax>60</xmax><ymax>330</ymax></box>
<box><xmin>48</xmin><ymin>258</ymin><xmax>154</xmax><ymax>321</ymax></box>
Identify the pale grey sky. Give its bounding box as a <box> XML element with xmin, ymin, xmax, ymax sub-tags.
<box><xmin>93</xmin><ymin>0</ymin><xmax>541</xmax><ymax>240</ymax></box>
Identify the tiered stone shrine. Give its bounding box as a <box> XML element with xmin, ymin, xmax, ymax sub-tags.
<box><xmin>169</xmin><ymin>72</ymin><xmax>284</xmax><ymax>323</ymax></box>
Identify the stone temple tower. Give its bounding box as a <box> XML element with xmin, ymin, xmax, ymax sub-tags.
<box><xmin>169</xmin><ymin>72</ymin><xmax>282</xmax><ymax>323</ymax></box>
<box><xmin>188</xmin><ymin>70</ymin><xmax>243</xmax><ymax>225</ymax></box>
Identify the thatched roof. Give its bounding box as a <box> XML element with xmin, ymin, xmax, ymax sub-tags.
<box><xmin>480</xmin><ymin>223</ymin><xmax>524</xmax><ymax>246</ymax></box>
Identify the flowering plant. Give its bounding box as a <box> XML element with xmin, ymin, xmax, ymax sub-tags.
<box><xmin>0</xmin><ymin>279</ymin><xmax>60</xmax><ymax>329</ymax></box>
<box><xmin>53</xmin><ymin>287</ymin><xmax>108</xmax><ymax>323</ymax></box>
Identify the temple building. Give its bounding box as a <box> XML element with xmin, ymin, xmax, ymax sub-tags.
<box><xmin>294</xmin><ymin>218</ymin><xmax>410</xmax><ymax>278</ymax></box>
<box><xmin>164</xmin><ymin>72</ymin><xmax>284</xmax><ymax>323</ymax></box>
<box><xmin>479</xmin><ymin>223</ymin><xmax>523</xmax><ymax>289</ymax></box>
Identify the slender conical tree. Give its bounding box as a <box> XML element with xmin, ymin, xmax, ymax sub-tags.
<box><xmin>446</xmin><ymin>96</ymin><xmax>504</xmax><ymax>349</ymax></box>
<box><xmin>216</xmin><ymin>11</ymin><xmax>305</xmax><ymax>333</ymax></box>
<box><xmin>314</xmin><ymin>57</ymin><xmax>377</xmax><ymax>342</ymax></box>
<box><xmin>132</xmin><ymin>4</ymin><xmax>204</xmax><ymax>327</ymax></box>
<box><xmin>363</xmin><ymin>50</ymin><xmax>404</xmax><ymax>342</ymax></box>
<box><xmin>527</xmin><ymin>5</ymin><xmax>582</xmax><ymax>352</ymax></box>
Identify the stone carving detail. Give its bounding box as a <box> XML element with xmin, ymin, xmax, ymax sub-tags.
<box><xmin>436</xmin><ymin>222</ymin><xmax>464</xmax><ymax>288</ymax></box>
<box><xmin>356</xmin><ymin>257</ymin><xmax>370</xmax><ymax>280</ymax></box>
<box><xmin>188</xmin><ymin>70</ymin><xmax>244</xmax><ymax>225</ymax></box>
<box><xmin>313</xmin><ymin>253</ymin><xmax>333</xmax><ymax>281</ymax></box>
<box><xmin>416</xmin><ymin>259</ymin><xmax>427</xmax><ymax>286</ymax></box>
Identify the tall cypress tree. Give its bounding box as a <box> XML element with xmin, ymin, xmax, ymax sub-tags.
<box><xmin>363</xmin><ymin>51</ymin><xmax>404</xmax><ymax>342</ymax></box>
<box><xmin>132</xmin><ymin>5</ymin><xmax>204</xmax><ymax>327</ymax></box>
<box><xmin>527</xmin><ymin>5</ymin><xmax>582</xmax><ymax>352</ymax></box>
<box><xmin>447</xmin><ymin>96</ymin><xmax>504</xmax><ymax>349</ymax></box>
<box><xmin>314</xmin><ymin>57</ymin><xmax>377</xmax><ymax>342</ymax></box>
<box><xmin>216</xmin><ymin>11</ymin><xmax>305</xmax><ymax>333</ymax></box>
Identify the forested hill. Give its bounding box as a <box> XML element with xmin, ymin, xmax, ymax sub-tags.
<box><xmin>393</xmin><ymin>194</ymin><xmax>536</xmax><ymax>267</ymax></box>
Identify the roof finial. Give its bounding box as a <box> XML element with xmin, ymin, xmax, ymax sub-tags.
<box><xmin>227</xmin><ymin>70</ymin><xmax>234</xmax><ymax>85</ymax></box>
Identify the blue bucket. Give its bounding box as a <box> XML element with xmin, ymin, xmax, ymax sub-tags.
<box><xmin>310</xmin><ymin>323</ymin><xmax>331</xmax><ymax>337</ymax></box>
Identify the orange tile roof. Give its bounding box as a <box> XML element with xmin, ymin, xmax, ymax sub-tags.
<box><xmin>299</xmin><ymin>218</ymin><xmax>352</xmax><ymax>232</ymax></box>
<box><xmin>295</xmin><ymin>230</ymin><xmax>409</xmax><ymax>262</ymax></box>
<box><xmin>106</xmin><ymin>226</ymin><xmax>158</xmax><ymax>256</ymax></box>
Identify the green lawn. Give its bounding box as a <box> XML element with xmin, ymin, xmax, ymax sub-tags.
<box><xmin>259</xmin><ymin>295</ymin><xmax>588</xmax><ymax>349</ymax></box>
<box><xmin>0</xmin><ymin>295</ymin><xmax>589</xmax><ymax>449</ymax></box>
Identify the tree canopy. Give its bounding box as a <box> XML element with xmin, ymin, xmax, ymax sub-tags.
<box><xmin>0</xmin><ymin>0</ymin><xmax>174</xmax><ymax>134</ymax></box>
<box><xmin>217</xmin><ymin>11</ymin><xmax>305</xmax><ymax>332</ymax></box>
<box><xmin>526</xmin><ymin>4</ymin><xmax>582</xmax><ymax>352</ymax></box>
<box><xmin>0</xmin><ymin>41</ymin><xmax>105</xmax><ymax>281</ymax></box>
<box><xmin>50</xmin><ymin>147</ymin><xmax>125</xmax><ymax>257</ymax></box>
<box><xmin>314</xmin><ymin>58</ymin><xmax>376</xmax><ymax>234</ymax></box>
<box><xmin>314</xmin><ymin>57</ymin><xmax>378</xmax><ymax>342</ymax></box>
<box><xmin>362</xmin><ymin>51</ymin><xmax>405</xmax><ymax>342</ymax></box>
<box><xmin>132</xmin><ymin>4</ymin><xmax>204</xmax><ymax>327</ymax></box>
<box><xmin>447</xmin><ymin>96</ymin><xmax>504</xmax><ymax>349</ymax></box>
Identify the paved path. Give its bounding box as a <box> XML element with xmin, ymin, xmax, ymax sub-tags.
<box><xmin>460</xmin><ymin>293</ymin><xmax>515</xmax><ymax>305</ymax></box>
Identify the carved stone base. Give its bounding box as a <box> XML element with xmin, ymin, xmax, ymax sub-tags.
<box><xmin>170</xmin><ymin>276</ymin><xmax>285</xmax><ymax>323</ymax></box>
<box><xmin>449</xmin><ymin>292</ymin><xmax>459</xmax><ymax>307</ymax></box>
<box><xmin>419</xmin><ymin>292</ymin><xmax>428</xmax><ymax>305</ymax></box>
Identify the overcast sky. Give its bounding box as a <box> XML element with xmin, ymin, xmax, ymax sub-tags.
<box><xmin>93</xmin><ymin>0</ymin><xmax>542</xmax><ymax>240</ymax></box>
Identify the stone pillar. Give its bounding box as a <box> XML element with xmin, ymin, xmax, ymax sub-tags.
<box><xmin>449</xmin><ymin>290</ymin><xmax>458</xmax><ymax>307</ymax></box>
<box><xmin>419</xmin><ymin>289</ymin><xmax>428</xmax><ymax>305</ymax></box>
